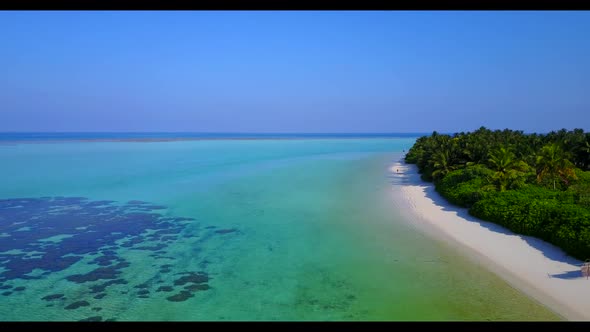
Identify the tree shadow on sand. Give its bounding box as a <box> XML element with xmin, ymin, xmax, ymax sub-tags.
<box><xmin>548</xmin><ymin>270</ymin><xmax>584</xmax><ymax>280</ymax></box>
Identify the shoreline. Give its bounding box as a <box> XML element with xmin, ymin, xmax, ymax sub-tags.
<box><xmin>389</xmin><ymin>159</ymin><xmax>590</xmax><ymax>321</ymax></box>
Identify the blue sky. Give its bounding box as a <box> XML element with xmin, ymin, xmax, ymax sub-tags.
<box><xmin>0</xmin><ymin>11</ymin><xmax>589</xmax><ymax>133</ymax></box>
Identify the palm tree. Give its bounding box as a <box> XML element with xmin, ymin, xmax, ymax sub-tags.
<box><xmin>536</xmin><ymin>143</ymin><xmax>577</xmax><ymax>190</ymax></box>
<box><xmin>431</xmin><ymin>149</ymin><xmax>453</xmax><ymax>180</ymax></box>
<box><xmin>487</xmin><ymin>147</ymin><xmax>531</xmax><ymax>191</ymax></box>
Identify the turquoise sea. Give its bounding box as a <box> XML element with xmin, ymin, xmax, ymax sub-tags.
<box><xmin>0</xmin><ymin>136</ymin><xmax>559</xmax><ymax>321</ymax></box>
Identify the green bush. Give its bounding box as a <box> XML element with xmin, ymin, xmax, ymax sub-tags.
<box><xmin>569</xmin><ymin>170</ymin><xmax>590</xmax><ymax>208</ymax></box>
<box><xmin>435</xmin><ymin>166</ymin><xmax>494</xmax><ymax>207</ymax></box>
<box><xmin>470</xmin><ymin>192</ymin><xmax>590</xmax><ymax>259</ymax></box>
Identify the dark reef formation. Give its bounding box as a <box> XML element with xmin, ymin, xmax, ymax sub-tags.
<box><xmin>0</xmin><ymin>196</ymin><xmax>239</xmax><ymax>320</ymax></box>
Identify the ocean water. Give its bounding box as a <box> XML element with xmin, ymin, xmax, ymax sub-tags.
<box><xmin>0</xmin><ymin>132</ymin><xmax>426</xmax><ymax>142</ymax></box>
<box><xmin>0</xmin><ymin>137</ymin><xmax>559</xmax><ymax>321</ymax></box>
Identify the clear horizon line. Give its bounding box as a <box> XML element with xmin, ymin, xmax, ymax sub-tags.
<box><xmin>0</xmin><ymin>131</ymin><xmax>431</xmax><ymax>134</ymax></box>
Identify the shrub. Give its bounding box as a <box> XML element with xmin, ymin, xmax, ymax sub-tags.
<box><xmin>470</xmin><ymin>192</ymin><xmax>590</xmax><ymax>260</ymax></box>
<box><xmin>435</xmin><ymin>166</ymin><xmax>494</xmax><ymax>207</ymax></box>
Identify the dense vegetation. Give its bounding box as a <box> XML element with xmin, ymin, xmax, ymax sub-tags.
<box><xmin>405</xmin><ymin>127</ymin><xmax>590</xmax><ymax>260</ymax></box>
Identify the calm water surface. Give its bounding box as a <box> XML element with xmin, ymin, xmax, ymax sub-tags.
<box><xmin>0</xmin><ymin>138</ymin><xmax>559</xmax><ymax>320</ymax></box>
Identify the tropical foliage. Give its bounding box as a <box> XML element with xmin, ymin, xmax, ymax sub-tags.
<box><xmin>405</xmin><ymin>127</ymin><xmax>590</xmax><ymax>260</ymax></box>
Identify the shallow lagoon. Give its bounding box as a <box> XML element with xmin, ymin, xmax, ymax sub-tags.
<box><xmin>0</xmin><ymin>139</ymin><xmax>559</xmax><ymax>320</ymax></box>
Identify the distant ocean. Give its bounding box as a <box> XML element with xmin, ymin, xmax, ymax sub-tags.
<box><xmin>0</xmin><ymin>134</ymin><xmax>559</xmax><ymax>321</ymax></box>
<box><xmin>0</xmin><ymin>132</ymin><xmax>427</xmax><ymax>142</ymax></box>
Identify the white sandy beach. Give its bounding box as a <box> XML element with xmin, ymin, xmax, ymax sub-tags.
<box><xmin>389</xmin><ymin>159</ymin><xmax>590</xmax><ymax>321</ymax></box>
